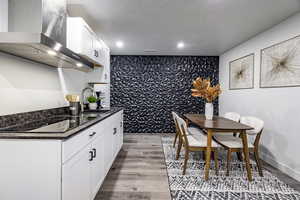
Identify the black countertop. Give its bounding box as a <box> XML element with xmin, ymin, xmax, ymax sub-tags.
<box><xmin>0</xmin><ymin>107</ymin><xmax>123</xmax><ymax>140</ymax></box>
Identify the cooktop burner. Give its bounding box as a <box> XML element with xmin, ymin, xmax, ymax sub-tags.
<box><xmin>0</xmin><ymin>114</ymin><xmax>101</xmax><ymax>133</ymax></box>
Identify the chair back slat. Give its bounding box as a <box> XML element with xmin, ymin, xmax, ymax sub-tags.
<box><xmin>172</xmin><ymin>112</ymin><xmax>181</xmax><ymax>137</ymax></box>
<box><xmin>174</xmin><ymin>114</ymin><xmax>189</xmax><ymax>146</ymax></box>
<box><xmin>240</xmin><ymin>116</ymin><xmax>264</xmax><ymax>135</ymax></box>
<box><xmin>240</xmin><ymin>116</ymin><xmax>264</xmax><ymax>148</ymax></box>
<box><xmin>224</xmin><ymin>112</ymin><xmax>240</xmax><ymax>122</ymax></box>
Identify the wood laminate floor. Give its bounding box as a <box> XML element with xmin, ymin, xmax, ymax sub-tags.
<box><xmin>95</xmin><ymin>134</ymin><xmax>171</xmax><ymax>200</ymax></box>
<box><xmin>95</xmin><ymin>134</ymin><xmax>300</xmax><ymax>200</ymax></box>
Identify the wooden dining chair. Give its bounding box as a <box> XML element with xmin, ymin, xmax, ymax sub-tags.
<box><xmin>214</xmin><ymin>116</ymin><xmax>264</xmax><ymax>176</ymax></box>
<box><xmin>172</xmin><ymin>111</ymin><xmax>205</xmax><ymax>148</ymax></box>
<box><xmin>224</xmin><ymin>112</ymin><xmax>241</xmax><ymax>123</ymax></box>
<box><xmin>174</xmin><ymin>115</ymin><xmax>220</xmax><ymax>175</ymax></box>
<box><xmin>213</xmin><ymin>112</ymin><xmax>241</xmax><ymax>136</ymax></box>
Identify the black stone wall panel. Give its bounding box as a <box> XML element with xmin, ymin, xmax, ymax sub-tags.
<box><xmin>111</xmin><ymin>55</ymin><xmax>219</xmax><ymax>133</ymax></box>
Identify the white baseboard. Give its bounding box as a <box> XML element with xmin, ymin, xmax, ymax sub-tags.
<box><xmin>261</xmin><ymin>152</ymin><xmax>300</xmax><ymax>182</ymax></box>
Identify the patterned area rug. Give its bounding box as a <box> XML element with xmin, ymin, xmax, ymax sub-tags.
<box><xmin>161</xmin><ymin>137</ymin><xmax>300</xmax><ymax>200</ymax></box>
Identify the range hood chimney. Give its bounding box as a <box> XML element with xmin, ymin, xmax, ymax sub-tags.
<box><xmin>0</xmin><ymin>0</ymin><xmax>94</xmax><ymax>72</ymax></box>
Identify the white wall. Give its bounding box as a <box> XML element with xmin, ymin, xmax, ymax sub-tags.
<box><xmin>0</xmin><ymin>0</ymin><xmax>109</xmax><ymax>115</ymax></box>
<box><xmin>0</xmin><ymin>52</ymin><xmax>89</xmax><ymax>115</ymax></box>
<box><xmin>219</xmin><ymin>13</ymin><xmax>300</xmax><ymax>181</ymax></box>
<box><xmin>0</xmin><ymin>0</ymin><xmax>85</xmax><ymax>115</ymax></box>
<box><xmin>0</xmin><ymin>52</ymin><xmax>109</xmax><ymax>116</ymax></box>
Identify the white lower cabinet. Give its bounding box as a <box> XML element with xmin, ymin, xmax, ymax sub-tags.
<box><xmin>0</xmin><ymin>140</ymin><xmax>62</xmax><ymax>200</ymax></box>
<box><xmin>90</xmin><ymin>133</ymin><xmax>105</xmax><ymax>198</ymax></box>
<box><xmin>112</xmin><ymin>111</ymin><xmax>124</xmax><ymax>158</ymax></box>
<box><xmin>0</xmin><ymin>110</ymin><xmax>123</xmax><ymax>200</ymax></box>
<box><xmin>62</xmin><ymin>144</ymin><xmax>91</xmax><ymax>200</ymax></box>
<box><xmin>62</xmin><ymin>110</ymin><xmax>123</xmax><ymax>200</ymax></box>
<box><xmin>104</xmin><ymin>125</ymin><xmax>114</xmax><ymax>173</ymax></box>
<box><xmin>0</xmin><ymin>0</ymin><xmax>8</xmax><ymax>32</ymax></box>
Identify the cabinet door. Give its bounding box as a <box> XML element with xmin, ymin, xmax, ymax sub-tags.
<box><xmin>116</xmin><ymin>111</ymin><xmax>124</xmax><ymax>154</ymax></box>
<box><xmin>62</xmin><ymin>144</ymin><xmax>92</xmax><ymax>200</ymax></box>
<box><xmin>90</xmin><ymin>134</ymin><xmax>105</xmax><ymax>199</ymax></box>
<box><xmin>112</xmin><ymin>126</ymin><xmax>118</xmax><ymax>159</ymax></box>
<box><xmin>119</xmin><ymin>111</ymin><xmax>124</xmax><ymax>151</ymax></box>
<box><xmin>103</xmin><ymin>126</ymin><xmax>113</xmax><ymax>174</ymax></box>
<box><xmin>103</xmin><ymin>47</ymin><xmax>110</xmax><ymax>83</ymax></box>
<box><xmin>93</xmin><ymin>39</ymin><xmax>103</xmax><ymax>65</ymax></box>
<box><xmin>0</xmin><ymin>140</ymin><xmax>61</xmax><ymax>200</ymax></box>
<box><xmin>81</xmin><ymin>25</ymin><xmax>94</xmax><ymax>59</ymax></box>
<box><xmin>0</xmin><ymin>0</ymin><xmax>8</xmax><ymax>32</ymax></box>
<box><xmin>111</xmin><ymin>111</ymin><xmax>123</xmax><ymax>159</ymax></box>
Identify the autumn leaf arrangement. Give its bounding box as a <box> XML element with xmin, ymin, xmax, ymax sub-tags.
<box><xmin>191</xmin><ymin>77</ymin><xmax>222</xmax><ymax>103</ymax></box>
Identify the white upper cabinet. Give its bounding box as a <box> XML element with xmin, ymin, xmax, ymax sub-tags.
<box><xmin>67</xmin><ymin>17</ymin><xmax>105</xmax><ymax>67</ymax></box>
<box><xmin>93</xmin><ymin>39</ymin><xmax>104</xmax><ymax>65</ymax></box>
<box><xmin>0</xmin><ymin>0</ymin><xmax>8</xmax><ymax>32</ymax></box>
<box><xmin>86</xmin><ymin>44</ymin><xmax>110</xmax><ymax>84</ymax></box>
<box><xmin>67</xmin><ymin>17</ymin><xmax>111</xmax><ymax>82</ymax></box>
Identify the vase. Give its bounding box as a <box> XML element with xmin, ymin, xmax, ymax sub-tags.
<box><xmin>205</xmin><ymin>102</ymin><xmax>214</xmax><ymax>120</ymax></box>
<box><xmin>88</xmin><ymin>103</ymin><xmax>98</xmax><ymax>110</ymax></box>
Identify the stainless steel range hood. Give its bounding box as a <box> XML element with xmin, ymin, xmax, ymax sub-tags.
<box><xmin>0</xmin><ymin>0</ymin><xmax>94</xmax><ymax>72</ymax></box>
<box><xmin>0</xmin><ymin>32</ymin><xmax>94</xmax><ymax>72</ymax></box>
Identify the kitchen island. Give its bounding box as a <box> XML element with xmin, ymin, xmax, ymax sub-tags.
<box><xmin>0</xmin><ymin>108</ymin><xmax>124</xmax><ymax>200</ymax></box>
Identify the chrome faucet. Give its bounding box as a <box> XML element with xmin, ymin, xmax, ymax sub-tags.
<box><xmin>81</xmin><ymin>86</ymin><xmax>96</xmax><ymax>112</ymax></box>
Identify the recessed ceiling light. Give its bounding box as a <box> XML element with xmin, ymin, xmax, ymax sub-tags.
<box><xmin>116</xmin><ymin>41</ymin><xmax>124</xmax><ymax>48</ymax></box>
<box><xmin>47</xmin><ymin>50</ymin><xmax>57</xmax><ymax>56</ymax></box>
<box><xmin>76</xmin><ymin>63</ymin><xmax>83</xmax><ymax>67</ymax></box>
<box><xmin>177</xmin><ymin>42</ymin><xmax>185</xmax><ymax>49</ymax></box>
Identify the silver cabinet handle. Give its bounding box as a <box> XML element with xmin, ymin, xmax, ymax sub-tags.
<box><xmin>94</xmin><ymin>50</ymin><xmax>99</xmax><ymax>57</ymax></box>
<box><xmin>92</xmin><ymin>148</ymin><xmax>96</xmax><ymax>158</ymax></box>
<box><xmin>89</xmin><ymin>151</ymin><xmax>93</xmax><ymax>161</ymax></box>
<box><xmin>89</xmin><ymin>132</ymin><xmax>96</xmax><ymax>137</ymax></box>
<box><xmin>113</xmin><ymin>128</ymin><xmax>117</xmax><ymax>135</ymax></box>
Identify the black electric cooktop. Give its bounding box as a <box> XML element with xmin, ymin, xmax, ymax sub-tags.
<box><xmin>0</xmin><ymin>113</ymin><xmax>105</xmax><ymax>133</ymax></box>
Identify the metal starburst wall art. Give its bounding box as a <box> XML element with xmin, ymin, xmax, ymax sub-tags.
<box><xmin>234</xmin><ymin>61</ymin><xmax>248</xmax><ymax>80</ymax></box>
<box><xmin>191</xmin><ymin>77</ymin><xmax>222</xmax><ymax>103</ymax></box>
<box><xmin>267</xmin><ymin>47</ymin><xmax>300</xmax><ymax>80</ymax></box>
<box><xmin>229</xmin><ymin>54</ymin><xmax>254</xmax><ymax>90</ymax></box>
<box><xmin>261</xmin><ymin>35</ymin><xmax>300</xmax><ymax>88</ymax></box>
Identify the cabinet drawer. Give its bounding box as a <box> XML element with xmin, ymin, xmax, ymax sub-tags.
<box><xmin>62</xmin><ymin>126</ymin><xmax>96</xmax><ymax>163</ymax></box>
<box><xmin>62</xmin><ymin>118</ymin><xmax>111</xmax><ymax>163</ymax></box>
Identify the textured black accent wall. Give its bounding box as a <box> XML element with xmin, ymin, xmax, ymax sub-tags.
<box><xmin>111</xmin><ymin>56</ymin><xmax>219</xmax><ymax>133</ymax></box>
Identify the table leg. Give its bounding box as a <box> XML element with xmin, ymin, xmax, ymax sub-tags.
<box><xmin>241</xmin><ymin>130</ymin><xmax>253</xmax><ymax>181</ymax></box>
<box><xmin>204</xmin><ymin>129</ymin><xmax>213</xmax><ymax>181</ymax></box>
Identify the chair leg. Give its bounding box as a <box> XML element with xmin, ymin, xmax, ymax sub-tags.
<box><xmin>214</xmin><ymin>150</ymin><xmax>219</xmax><ymax>176</ymax></box>
<box><xmin>175</xmin><ymin>137</ymin><xmax>182</xmax><ymax>160</ymax></box>
<box><xmin>236</xmin><ymin>152</ymin><xmax>243</xmax><ymax>161</ymax></box>
<box><xmin>183</xmin><ymin>149</ymin><xmax>189</xmax><ymax>175</ymax></box>
<box><xmin>226</xmin><ymin>150</ymin><xmax>232</xmax><ymax>176</ymax></box>
<box><xmin>202</xmin><ymin>151</ymin><xmax>205</xmax><ymax>161</ymax></box>
<box><xmin>173</xmin><ymin>132</ymin><xmax>178</xmax><ymax>148</ymax></box>
<box><xmin>254</xmin><ymin>149</ymin><xmax>263</xmax><ymax>177</ymax></box>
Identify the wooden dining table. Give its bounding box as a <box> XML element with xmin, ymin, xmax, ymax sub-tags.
<box><xmin>184</xmin><ymin>114</ymin><xmax>254</xmax><ymax>181</ymax></box>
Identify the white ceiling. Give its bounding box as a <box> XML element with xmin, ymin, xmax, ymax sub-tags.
<box><xmin>67</xmin><ymin>0</ymin><xmax>300</xmax><ymax>55</ymax></box>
